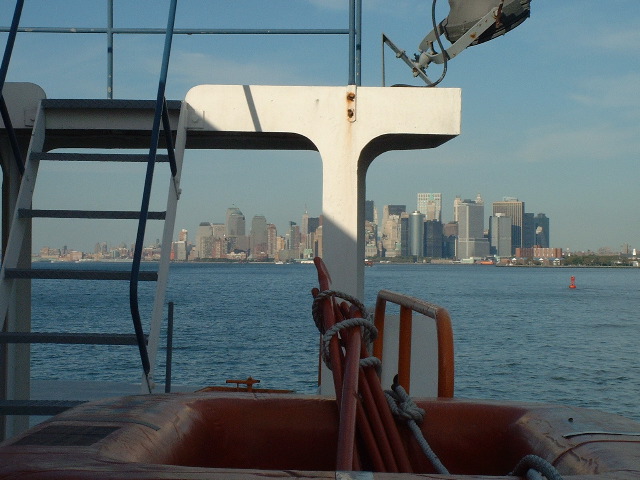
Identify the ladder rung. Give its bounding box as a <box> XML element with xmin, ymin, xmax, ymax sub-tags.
<box><xmin>0</xmin><ymin>332</ymin><xmax>147</xmax><ymax>345</ymax></box>
<box><xmin>19</xmin><ymin>209</ymin><xmax>166</xmax><ymax>220</ymax></box>
<box><xmin>4</xmin><ymin>269</ymin><xmax>158</xmax><ymax>281</ymax></box>
<box><xmin>0</xmin><ymin>400</ymin><xmax>85</xmax><ymax>416</ymax></box>
<box><xmin>30</xmin><ymin>152</ymin><xmax>171</xmax><ymax>163</ymax></box>
<box><xmin>41</xmin><ymin>99</ymin><xmax>182</xmax><ymax>111</ymax></box>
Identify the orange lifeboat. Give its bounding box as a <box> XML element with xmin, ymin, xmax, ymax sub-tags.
<box><xmin>2</xmin><ymin>393</ymin><xmax>640</xmax><ymax>479</ymax></box>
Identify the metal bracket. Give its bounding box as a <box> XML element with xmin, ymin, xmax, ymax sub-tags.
<box><xmin>346</xmin><ymin>85</ymin><xmax>357</xmax><ymax>123</ymax></box>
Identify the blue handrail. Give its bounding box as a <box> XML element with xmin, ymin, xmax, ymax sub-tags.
<box><xmin>129</xmin><ymin>0</ymin><xmax>178</xmax><ymax>387</ymax></box>
<box><xmin>1</xmin><ymin>2</ymin><xmax>362</xmax><ymax>96</ymax></box>
<box><xmin>0</xmin><ymin>0</ymin><xmax>25</xmax><ymax>175</ymax></box>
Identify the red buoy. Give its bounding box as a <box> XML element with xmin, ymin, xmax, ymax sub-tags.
<box><xmin>569</xmin><ymin>276</ymin><xmax>576</xmax><ymax>289</ymax></box>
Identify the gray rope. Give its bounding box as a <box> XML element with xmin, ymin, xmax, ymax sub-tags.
<box><xmin>385</xmin><ymin>383</ymin><xmax>449</xmax><ymax>475</ymax></box>
<box><xmin>312</xmin><ymin>290</ymin><xmax>379</xmax><ymax>372</ymax></box>
<box><xmin>510</xmin><ymin>454</ymin><xmax>565</xmax><ymax>480</ymax></box>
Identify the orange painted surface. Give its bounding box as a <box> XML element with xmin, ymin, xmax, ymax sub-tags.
<box><xmin>2</xmin><ymin>392</ymin><xmax>640</xmax><ymax>479</ymax></box>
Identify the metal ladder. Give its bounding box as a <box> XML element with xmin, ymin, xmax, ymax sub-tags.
<box><xmin>0</xmin><ymin>97</ymin><xmax>184</xmax><ymax>419</ymax></box>
<box><xmin>0</xmin><ymin>0</ymin><xmax>183</xmax><ymax>434</ymax></box>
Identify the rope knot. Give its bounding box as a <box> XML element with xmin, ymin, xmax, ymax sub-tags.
<box><xmin>385</xmin><ymin>382</ymin><xmax>425</xmax><ymax>423</ymax></box>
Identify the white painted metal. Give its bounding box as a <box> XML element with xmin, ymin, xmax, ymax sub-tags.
<box><xmin>182</xmin><ymin>84</ymin><xmax>461</xmax><ymax>299</ymax></box>
<box><xmin>145</xmin><ymin>102</ymin><xmax>187</xmax><ymax>393</ymax></box>
<box><xmin>0</xmin><ymin>104</ymin><xmax>46</xmax><ymax>437</ymax></box>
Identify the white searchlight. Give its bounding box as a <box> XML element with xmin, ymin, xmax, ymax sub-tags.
<box><xmin>383</xmin><ymin>0</ymin><xmax>531</xmax><ymax>86</ymax></box>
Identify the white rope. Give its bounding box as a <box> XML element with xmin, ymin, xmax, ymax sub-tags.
<box><xmin>385</xmin><ymin>383</ymin><xmax>449</xmax><ymax>475</ymax></box>
<box><xmin>311</xmin><ymin>290</ymin><xmax>379</xmax><ymax>372</ymax></box>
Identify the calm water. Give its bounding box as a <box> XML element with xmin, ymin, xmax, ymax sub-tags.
<box><xmin>30</xmin><ymin>262</ymin><xmax>640</xmax><ymax>421</ymax></box>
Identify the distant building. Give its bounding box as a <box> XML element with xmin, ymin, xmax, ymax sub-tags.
<box><xmin>266</xmin><ymin>223</ymin><xmax>278</xmax><ymax>258</ymax></box>
<box><xmin>365</xmin><ymin>200</ymin><xmax>376</xmax><ymax>223</ymax></box>
<box><xmin>492</xmin><ymin>197</ymin><xmax>525</xmax><ymax>254</ymax></box>
<box><xmin>489</xmin><ymin>214</ymin><xmax>512</xmax><ymax>257</ymax></box>
<box><xmin>534</xmin><ymin>213</ymin><xmax>550</xmax><ymax>248</ymax></box>
<box><xmin>250</xmin><ymin>215</ymin><xmax>268</xmax><ymax>259</ymax></box>
<box><xmin>523</xmin><ymin>212</ymin><xmax>535</xmax><ymax>248</ymax></box>
<box><xmin>456</xmin><ymin>197</ymin><xmax>489</xmax><ymax>259</ymax></box>
<box><xmin>409</xmin><ymin>211</ymin><xmax>425</xmax><ymax>258</ymax></box>
<box><xmin>424</xmin><ymin>220</ymin><xmax>443</xmax><ymax>258</ymax></box>
<box><xmin>417</xmin><ymin>193</ymin><xmax>442</xmax><ymax>222</ymax></box>
<box><xmin>516</xmin><ymin>247</ymin><xmax>563</xmax><ymax>259</ymax></box>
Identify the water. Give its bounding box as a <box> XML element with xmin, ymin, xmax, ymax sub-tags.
<box><xmin>30</xmin><ymin>262</ymin><xmax>640</xmax><ymax>421</ymax></box>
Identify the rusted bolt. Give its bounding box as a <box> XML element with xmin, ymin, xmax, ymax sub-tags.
<box><xmin>347</xmin><ymin>92</ymin><xmax>356</xmax><ymax>101</ymax></box>
<box><xmin>347</xmin><ymin>109</ymin><xmax>355</xmax><ymax>118</ymax></box>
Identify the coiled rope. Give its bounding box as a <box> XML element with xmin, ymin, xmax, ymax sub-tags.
<box><xmin>385</xmin><ymin>381</ymin><xmax>449</xmax><ymax>475</ymax></box>
<box><xmin>510</xmin><ymin>454</ymin><xmax>565</xmax><ymax>480</ymax></box>
<box><xmin>311</xmin><ymin>290</ymin><xmax>379</xmax><ymax>372</ymax></box>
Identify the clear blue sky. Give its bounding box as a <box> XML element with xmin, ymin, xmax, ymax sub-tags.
<box><xmin>2</xmin><ymin>1</ymin><xmax>638</xmax><ymax>253</ymax></box>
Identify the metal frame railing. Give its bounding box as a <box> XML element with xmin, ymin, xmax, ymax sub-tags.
<box><xmin>0</xmin><ymin>0</ymin><xmax>25</xmax><ymax>176</ymax></box>
<box><xmin>1</xmin><ymin>0</ymin><xmax>363</xmax><ymax>97</ymax></box>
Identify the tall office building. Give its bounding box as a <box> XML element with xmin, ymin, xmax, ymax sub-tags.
<box><xmin>456</xmin><ymin>198</ymin><xmax>489</xmax><ymax>259</ymax></box>
<box><xmin>424</xmin><ymin>220</ymin><xmax>443</xmax><ymax>258</ymax></box>
<box><xmin>382</xmin><ymin>204</ymin><xmax>406</xmax><ymax>231</ymax></box>
<box><xmin>266</xmin><ymin>223</ymin><xmax>278</xmax><ymax>258</ymax></box>
<box><xmin>523</xmin><ymin>212</ymin><xmax>535</xmax><ymax>249</ymax></box>
<box><xmin>400</xmin><ymin>213</ymin><xmax>410</xmax><ymax>257</ymax></box>
<box><xmin>365</xmin><ymin>200</ymin><xmax>376</xmax><ymax>223</ymax></box>
<box><xmin>534</xmin><ymin>213</ymin><xmax>550</xmax><ymax>248</ymax></box>
<box><xmin>249</xmin><ymin>215</ymin><xmax>268</xmax><ymax>259</ymax></box>
<box><xmin>453</xmin><ymin>196</ymin><xmax>462</xmax><ymax>222</ymax></box>
<box><xmin>417</xmin><ymin>193</ymin><xmax>442</xmax><ymax>222</ymax></box>
<box><xmin>492</xmin><ymin>197</ymin><xmax>524</xmax><ymax>254</ymax></box>
<box><xmin>226</xmin><ymin>207</ymin><xmax>245</xmax><ymax>237</ymax></box>
<box><xmin>195</xmin><ymin>222</ymin><xmax>213</xmax><ymax>259</ymax></box>
<box><xmin>489</xmin><ymin>214</ymin><xmax>512</xmax><ymax>257</ymax></box>
<box><xmin>408</xmin><ymin>211</ymin><xmax>425</xmax><ymax>257</ymax></box>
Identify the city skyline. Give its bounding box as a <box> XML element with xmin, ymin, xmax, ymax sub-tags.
<box><xmin>33</xmin><ymin>190</ymin><xmax>635</xmax><ymax>257</ymax></box>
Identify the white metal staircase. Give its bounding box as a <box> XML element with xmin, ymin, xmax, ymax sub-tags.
<box><xmin>0</xmin><ymin>98</ymin><xmax>185</xmax><ymax>423</ymax></box>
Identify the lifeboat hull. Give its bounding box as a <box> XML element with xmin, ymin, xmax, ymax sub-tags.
<box><xmin>1</xmin><ymin>392</ymin><xmax>640</xmax><ymax>479</ymax></box>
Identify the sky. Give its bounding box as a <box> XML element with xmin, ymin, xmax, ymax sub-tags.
<box><xmin>1</xmin><ymin>0</ymin><xmax>638</xmax><ymax>254</ymax></box>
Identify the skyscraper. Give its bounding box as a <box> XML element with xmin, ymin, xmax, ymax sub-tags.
<box><xmin>364</xmin><ymin>200</ymin><xmax>375</xmax><ymax>223</ymax></box>
<box><xmin>249</xmin><ymin>215</ymin><xmax>268</xmax><ymax>259</ymax></box>
<box><xmin>456</xmin><ymin>198</ymin><xmax>489</xmax><ymax>259</ymax></box>
<box><xmin>424</xmin><ymin>220</ymin><xmax>443</xmax><ymax>258</ymax></box>
<box><xmin>534</xmin><ymin>213</ymin><xmax>550</xmax><ymax>248</ymax></box>
<box><xmin>409</xmin><ymin>211</ymin><xmax>425</xmax><ymax>258</ymax></box>
<box><xmin>417</xmin><ymin>193</ymin><xmax>442</xmax><ymax>222</ymax></box>
<box><xmin>492</xmin><ymin>197</ymin><xmax>524</xmax><ymax>254</ymax></box>
<box><xmin>489</xmin><ymin>214</ymin><xmax>512</xmax><ymax>257</ymax></box>
<box><xmin>226</xmin><ymin>207</ymin><xmax>245</xmax><ymax>237</ymax></box>
<box><xmin>523</xmin><ymin>212</ymin><xmax>535</xmax><ymax>249</ymax></box>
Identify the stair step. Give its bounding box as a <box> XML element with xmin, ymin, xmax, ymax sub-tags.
<box><xmin>41</xmin><ymin>99</ymin><xmax>182</xmax><ymax>111</ymax></box>
<box><xmin>19</xmin><ymin>209</ymin><xmax>166</xmax><ymax>220</ymax></box>
<box><xmin>0</xmin><ymin>400</ymin><xmax>85</xmax><ymax>416</ymax></box>
<box><xmin>4</xmin><ymin>268</ymin><xmax>158</xmax><ymax>281</ymax></box>
<box><xmin>30</xmin><ymin>152</ymin><xmax>170</xmax><ymax>163</ymax></box>
<box><xmin>0</xmin><ymin>332</ymin><xmax>148</xmax><ymax>345</ymax></box>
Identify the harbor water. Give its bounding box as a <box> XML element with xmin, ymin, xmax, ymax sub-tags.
<box><xmin>30</xmin><ymin>262</ymin><xmax>640</xmax><ymax>421</ymax></box>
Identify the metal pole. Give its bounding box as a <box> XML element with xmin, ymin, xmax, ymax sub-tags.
<box><xmin>348</xmin><ymin>0</ymin><xmax>355</xmax><ymax>85</ymax></box>
<box><xmin>107</xmin><ymin>0</ymin><xmax>113</xmax><ymax>99</ymax></box>
<box><xmin>0</xmin><ymin>0</ymin><xmax>25</xmax><ymax>96</ymax></box>
<box><xmin>165</xmin><ymin>302</ymin><xmax>173</xmax><ymax>393</ymax></box>
<box><xmin>356</xmin><ymin>0</ymin><xmax>362</xmax><ymax>86</ymax></box>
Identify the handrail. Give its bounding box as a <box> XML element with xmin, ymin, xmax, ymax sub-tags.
<box><xmin>0</xmin><ymin>0</ymin><xmax>25</xmax><ymax>175</ymax></box>
<box><xmin>129</xmin><ymin>0</ymin><xmax>178</xmax><ymax>392</ymax></box>
<box><xmin>373</xmin><ymin>289</ymin><xmax>454</xmax><ymax>398</ymax></box>
<box><xmin>1</xmin><ymin>1</ymin><xmax>362</xmax><ymax>98</ymax></box>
